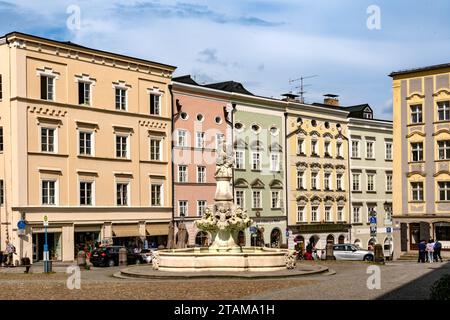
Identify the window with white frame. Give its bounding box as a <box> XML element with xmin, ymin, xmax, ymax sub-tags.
<box><xmin>116</xmin><ymin>183</ymin><xmax>129</xmax><ymax>206</ymax></box>
<box><xmin>352</xmin><ymin>206</ymin><xmax>361</xmax><ymax>223</ymax></box>
<box><xmin>80</xmin><ymin>181</ymin><xmax>93</xmax><ymax>206</ymax></box>
<box><xmin>297</xmin><ymin>170</ymin><xmax>304</xmax><ymax>189</ymax></box>
<box><xmin>438</xmin><ymin>101</ymin><xmax>450</xmax><ymax>121</ymax></box>
<box><xmin>311</xmin><ymin>172</ymin><xmax>318</xmax><ymax>190</ymax></box>
<box><xmin>78</xmin><ymin>81</ymin><xmax>91</xmax><ymax>105</ymax></box>
<box><xmin>411</xmin><ymin>104</ymin><xmax>423</xmax><ymax>123</ymax></box>
<box><xmin>41</xmin><ymin>127</ymin><xmax>56</xmax><ymax>153</ymax></box>
<box><xmin>151</xmin><ymin>184</ymin><xmax>163</xmax><ymax>206</ymax></box>
<box><xmin>337</xmin><ymin>206</ymin><xmax>343</xmax><ymax>221</ymax></box>
<box><xmin>324</xmin><ymin>173</ymin><xmax>331</xmax><ymax>190</ymax></box>
<box><xmin>41</xmin><ymin>180</ymin><xmax>56</xmax><ymax>205</ymax></box>
<box><xmin>235</xmin><ymin>150</ymin><xmax>245</xmax><ymax>169</ymax></box>
<box><xmin>252</xmin><ymin>191</ymin><xmax>261</xmax><ymax>208</ymax></box>
<box><xmin>150</xmin><ymin>93</ymin><xmax>161</xmax><ymax>115</ymax></box>
<box><xmin>150</xmin><ymin>138</ymin><xmax>162</xmax><ymax>161</ymax></box>
<box><xmin>311</xmin><ymin>205</ymin><xmax>319</xmax><ymax>222</ymax></box>
<box><xmin>386</xmin><ymin>173</ymin><xmax>393</xmax><ymax>192</ymax></box>
<box><xmin>351</xmin><ymin>140</ymin><xmax>360</xmax><ymax>158</ymax></box>
<box><xmin>270</xmin><ymin>153</ymin><xmax>280</xmax><ymax>171</ymax></box>
<box><xmin>252</xmin><ymin>152</ymin><xmax>261</xmax><ymax>170</ymax></box>
<box><xmin>439</xmin><ymin>182</ymin><xmax>450</xmax><ymax>201</ymax></box>
<box><xmin>411</xmin><ymin>182</ymin><xmax>424</xmax><ymax>201</ymax></box>
<box><xmin>115</xmin><ymin>135</ymin><xmax>128</xmax><ymax>158</ymax></box>
<box><xmin>324</xmin><ymin>141</ymin><xmax>331</xmax><ymax>157</ymax></box>
<box><xmin>367</xmin><ymin>173</ymin><xmax>375</xmax><ymax>191</ymax></box>
<box><xmin>197</xmin><ymin>166</ymin><xmax>206</xmax><ymax>183</ymax></box>
<box><xmin>352</xmin><ymin>173</ymin><xmax>361</xmax><ymax>191</ymax></box>
<box><xmin>197</xmin><ymin>200</ymin><xmax>206</xmax><ymax>216</ymax></box>
<box><xmin>336</xmin><ymin>173</ymin><xmax>343</xmax><ymax>191</ymax></box>
<box><xmin>177</xmin><ymin>130</ymin><xmax>187</xmax><ymax>147</ymax></box>
<box><xmin>297</xmin><ymin>138</ymin><xmax>304</xmax><ymax>154</ymax></box>
<box><xmin>79</xmin><ymin>131</ymin><xmax>93</xmax><ymax>155</ymax></box>
<box><xmin>235</xmin><ymin>190</ymin><xmax>244</xmax><ymax>207</ymax></box>
<box><xmin>385</xmin><ymin>142</ymin><xmax>393</xmax><ymax>160</ymax></box>
<box><xmin>115</xmin><ymin>88</ymin><xmax>127</xmax><ymax>110</ymax></box>
<box><xmin>324</xmin><ymin>206</ymin><xmax>332</xmax><ymax>221</ymax></box>
<box><xmin>179</xmin><ymin>200</ymin><xmax>188</xmax><ymax>217</ymax></box>
<box><xmin>438</xmin><ymin>141</ymin><xmax>450</xmax><ymax>160</ymax></box>
<box><xmin>411</xmin><ymin>142</ymin><xmax>423</xmax><ymax>162</ymax></box>
<box><xmin>297</xmin><ymin>205</ymin><xmax>305</xmax><ymax>222</ymax></box>
<box><xmin>178</xmin><ymin>165</ymin><xmax>187</xmax><ymax>183</ymax></box>
<box><xmin>271</xmin><ymin>191</ymin><xmax>281</xmax><ymax>209</ymax></box>
<box><xmin>196</xmin><ymin>131</ymin><xmax>205</xmax><ymax>148</ymax></box>
<box><xmin>366</xmin><ymin>141</ymin><xmax>374</xmax><ymax>159</ymax></box>
<box><xmin>40</xmin><ymin>75</ymin><xmax>54</xmax><ymax>101</ymax></box>
<box><xmin>336</xmin><ymin>142</ymin><xmax>343</xmax><ymax>158</ymax></box>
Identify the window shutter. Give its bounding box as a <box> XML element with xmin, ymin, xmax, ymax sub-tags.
<box><xmin>40</xmin><ymin>76</ymin><xmax>47</xmax><ymax>99</ymax></box>
<box><xmin>400</xmin><ymin>223</ymin><xmax>408</xmax><ymax>251</ymax></box>
<box><xmin>78</xmin><ymin>82</ymin><xmax>84</xmax><ymax>104</ymax></box>
<box><xmin>150</xmin><ymin>94</ymin><xmax>155</xmax><ymax>114</ymax></box>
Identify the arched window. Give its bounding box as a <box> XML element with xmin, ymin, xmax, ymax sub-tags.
<box><xmin>270</xmin><ymin>228</ymin><xmax>281</xmax><ymax>248</ymax></box>
<box><xmin>338</xmin><ymin>235</ymin><xmax>345</xmax><ymax>244</ymax></box>
<box><xmin>326</xmin><ymin>234</ymin><xmax>335</xmax><ymax>244</ymax></box>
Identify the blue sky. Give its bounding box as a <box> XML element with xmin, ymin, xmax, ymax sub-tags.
<box><xmin>1</xmin><ymin>0</ymin><xmax>450</xmax><ymax>119</ymax></box>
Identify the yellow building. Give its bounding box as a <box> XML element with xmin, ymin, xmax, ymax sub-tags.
<box><xmin>286</xmin><ymin>95</ymin><xmax>351</xmax><ymax>250</ymax></box>
<box><xmin>391</xmin><ymin>64</ymin><xmax>450</xmax><ymax>258</ymax></box>
<box><xmin>0</xmin><ymin>32</ymin><xmax>175</xmax><ymax>262</ymax></box>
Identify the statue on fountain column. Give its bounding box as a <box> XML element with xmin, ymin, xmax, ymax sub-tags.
<box><xmin>214</xmin><ymin>140</ymin><xmax>234</xmax><ymax>201</ymax></box>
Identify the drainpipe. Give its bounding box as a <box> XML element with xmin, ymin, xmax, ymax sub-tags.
<box><xmin>284</xmin><ymin>111</ymin><xmax>289</xmax><ymax>248</ymax></box>
<box><xmin>168</xmin><ymin>84</ymin><xmax>175</xmax><ymax>236</ymax></box>
<box><xmin>343</xmin><ymin>123</ymin><xmax>352</xmax><ymax>243</ymax></box>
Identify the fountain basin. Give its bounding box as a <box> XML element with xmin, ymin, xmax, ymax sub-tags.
<box><xmin>155</xmin><ymin>247</ymin><xmax>291</xmax><ymax>272</ymax></box>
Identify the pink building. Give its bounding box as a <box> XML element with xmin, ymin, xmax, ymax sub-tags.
<box><xmin>172</xmin><ymin>76</ymin><xmax>231</xmax><ymax>245</ymax></box>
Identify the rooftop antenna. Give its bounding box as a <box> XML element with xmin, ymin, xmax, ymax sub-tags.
<box><xmin>289</xmin><ymin>75</ymin><xmax>318</xmax><ymax>103</ymax></box>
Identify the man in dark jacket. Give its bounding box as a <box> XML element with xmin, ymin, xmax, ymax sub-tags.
<box><xmin>418</xmin><ymin>239</ymin><xmax>426</xmax><ymax>263</ymax></box>
<box><xmin>434</xmin><ymin>240</ymin><xmax>443</xmax><ymax>262</ymax></box>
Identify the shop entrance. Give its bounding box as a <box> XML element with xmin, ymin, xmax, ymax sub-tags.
<box><xmin>74</xmin><ymin>231</ymin><xmax>100</xmax><ymax>258</ymax></box>
<box><xmin>33</xmin><ymin>232</ymin><xmax>62</xmax><ymax>262</ymax></box>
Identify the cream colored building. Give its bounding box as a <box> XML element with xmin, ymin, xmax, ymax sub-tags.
<box><xmin>0</xmin><ymin>32</ymin><xmax>175</xmax><ymax>263</ymax></box>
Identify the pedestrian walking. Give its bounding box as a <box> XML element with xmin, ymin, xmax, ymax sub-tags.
<box><xmin>426</xmin><ymin>239</ymin><xmax>435</xmax><ymax>264</ymax></box>
<box><xmin>434</xmin><ymin>240</ymin><xmax>443</xmax><ymax>262</ymax></box>
<box><xmin>418</xmin><ymin>239</ymin><xmax>426</xmax><ymax>263</ymax></box>
<box><xmin>5</xmin><ymin>240</ymin><xmax>15</xmax><ymax>267</ymax></box>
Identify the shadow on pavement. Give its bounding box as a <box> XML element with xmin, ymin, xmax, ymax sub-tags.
<box><xmin>377</xmin><ymin>261</ymin><xmax>450</xmax><ymax>300</ymax></box>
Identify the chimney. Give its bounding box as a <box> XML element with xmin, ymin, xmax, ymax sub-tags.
<box><xmin>281</xmin><ymin>92</ymin><xmax>300</xmax><ymax>102</ymax></box>
<box><xmin>323</xmin><ymin>94</ymin><xmax>339</xmax><ymax>106</ymax></box>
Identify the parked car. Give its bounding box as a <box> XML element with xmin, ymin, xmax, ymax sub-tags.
<box><xmin>90</xmin><ymin>246</ymin><xmax>145</xmax><ymax>267</ymax></box>
<box><xmin>331</xmin><ymin>244</ymin><xmax>374</xmax><ymax>261</ymax></box>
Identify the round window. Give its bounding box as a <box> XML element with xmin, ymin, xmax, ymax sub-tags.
<box><xmin>324</xmin><ymin>121</ymin><xmax>330</xmax><ymax>129</ymax></box>
<box><xmin>215</xmin><ymin>116</ymin><xmax>222</xmax><ymax>124</ymax></box>
<box><xmin>196</xmin><ymin>114</ymin><xmax>204</xmax><ymax>122</ymax></box>
<box><xmin>269</xmin><ymin>126</ymin><xmax>279</xmax><ymax>136</ymax></box>
<box><xmin>311</xmin><ymin>120</ymin><xmax>317</xmax><ymax>127</ymax></box>
<box><xmin>251</xmin><ymin>124</ymin><xmax>261</xmax><ymax>133</ymax></box>
<box><xmin>180</xmin><ymin>112</ymin><xmax>188</xmax><ymax>120</ymax></box>
<box><xmin>234</xmin><ymin>122</ymin><xmax>244</xmax><ymax>131</ymax></box>
<box><xmin>297</xmin><ymin>117</ymin><xmax>303</xmax><ymax>124</ymax></box>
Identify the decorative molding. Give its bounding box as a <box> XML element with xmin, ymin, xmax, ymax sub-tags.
<box><xmin>406</xmin><ymin>92</ymin><xmax>425</xmax><ymax>100</ymax></box>
<box><xmin>433</xmin><ymin>88</ymin><xmax>450</xmax><ymax>97</ymax></box>
<box><xmin>407</xmin><ymin>171</ymin><xmax>426</xmax><ymax>177</ymax></box>
<box><xmin>434</xmin><ymin>170</ymin><xmax>450</xmax><ymax>177</ymax></box>
<box><xmin>406</xmin><ymin>131</ymin><xmax>426</xmax><ymax>138</ymax></box>
<box><xmin>28</xmin><ymin>106</ymin><xmax>67</xmax><ymax>117</ymax></box>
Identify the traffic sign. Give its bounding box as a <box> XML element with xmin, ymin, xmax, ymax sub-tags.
<box><xmin>43</xmin><ymin>215</ymin><xmax>49</xmax><ymax>227</ymax></box>
<box><xmin>369</xmin><ymin>216</ymin><xmax>377</xmax><ymax>224</ymax></box>
<box><xmin>17</xmin><ymin>220</ymin><xmax>26</xmax><ymax>230</ymax></box>
<box><xmin>386</xmin><ymin>227</ymin><xmax>392</xmax><ymax>233</ymax></box>
<box><xmin>249</xmin><ymin>226</ymin><xmax>257</xmax><ymax>233</ymax></box>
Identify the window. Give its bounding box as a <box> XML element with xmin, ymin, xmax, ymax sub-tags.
<box><xmin>311</xmin><ymin>140</ymin><xmax>318</xmax><ymax>155</ymax></box>
<box><xmin>79</xmin><ymin>131</ymin><xmax>93</xmax><ymax>155</ymax></box>
<box><xmin>196</xmin><ymin>132</ymin><xmax>205</xmax><ymax>148</ymax></box>
<box><xmin>337</xmin><ymin>206</ymin><xmax>343</xmax><ymax>221</ymax></box>
<box><xmin>367</xmin><ymin>174</ymin><xmax>375</xmax><ymax>191</ymax></box>
<box><xmin>297</xmin><ymin>205</ymin><xmax>305</xmax><ymax>222</ymax></box>
<box><xmin>80</xmin><ymin>181</ymin><xmax>93</xmax><ymax>206</ymax></box>
<box><xmin>311</xmin><ymin>206</ymin><xmax>319</xmax><ymax>222</ymax></box>
<box><xmin>41</xmin><ymin>127</ymin><xmax>55</xmax><ymax>152</ymax></box>
<box><xmin>438</xmin><ymin>101</ymin><xmax>450</xmax><ymax>121</ymax></box>
<box><xmin>366</xmin><ymin>141</ymin><xmax>374</xmax><ymax>159</ymax></box>
<box><xmin>116</xmin><ymin>135</ymin><xmax>128</xmax><ymax>158</ymax></box>
<box><xmin>353</xmin><ymin>206</ymin><xmax>361</xmax><ymax>223</ymax></box>
<box><xmin>363</xmin><ymin>112</ymin><xmax>373</xmax><ymax>119</ymax></box>
<box><xmin>311</xmin><ymin>172</ymin><xmax>318</xmax><ymax>190</ymax></box>
<box><xmin>197</xmin><ymin>114</ymin><xmax>204</xmax><ymax>122</ymax></box>
<box><xmin>78</xmin><ymin>82</ymin><xmax>91</xmax><ymax>105</ymax></box>
<box><xmin>178</xmin><ymin>165</ymin><xmax>187</xmax><ymax>183</ymax></box>
<box><xmin>150</xmin><ymin>93</ymin><xmax>161</xmax><ymax>115</ymax></box>
<box><xmin>325</xmin><ymin>206</ymin><xmax>331</xmax><ymax>222</ymax></box>
<box><xmin>0</xmin><ymin>180</ymin><xmax>3</xmax><ymax>206</ymax></box>
<box><xmin>386</xmin><ymin>173</ymin><xmax>393</xmax><ymax>192</ymax></box>
<box><xmin>336</xmin><ymin>142</ymin><xmax>342</xmax><ymax>158</ymax></box>
<box><xmin>439</xmin><ymin>182</ymin><xmax>450</xmax><ymax>201</ymax></box>
<box><xmin>115</xmin><ymin>88</ymin><xmax>127</xmax><ymax>110</ymax></box>
<box><xmin>0</xmin><ymin>127</ymin><xmax>3</xmax><ymax>152</ymax></box>
<box><xmin>438</xmin><ymin>141</ymin><xmax>450</xmax><ymax>160</ymax></box>
<box><xmin>151</xmin><ymin>184</ymin><xmax>162</xmax><ymax>206</ymax></box>
<box><xmin>216</xmin><ymin>133</ymin><xmax>225</xmax><ymax>150</ymax></box>
<box><xmin>235</xmin><ymin>150</ymin><xmax>244</xmax><ymax>169</ymax></box>
<box><xmin>352</xmin><ymin>173</ymin><xmax>361</xmax><ymax>191</ymax></box>
<box><xmin>197</xmin><ymin>200</ymin><xmax>206</xmax><ymax>216</ymax></box>
<box><xmin>235</xmin><ymin>190</ymin><xmax>244</xmax><ymax>207</ymax></box>
<box><xmin>297</xmin><ymin>138</ymin><xmax>304</xmax><ymax>154</ymax></box>
<box><xmin>385</xmin><ymin>142</ymin><xmax>393</xmax><ymax>160</ymax></box>
<box><xmin>271</xmin><ymin>191</ymin><xmax>281</xmax><ymax>209</ymax></box>
<box><xmin>411</xmin><ymin>142</ymin><xmax>423</xmax><ymax>162</ymax></box>
<box><xmin>0</xmin><ymin>74</ymin><xmax>2</xmax><ymax>100</ymax></box>
<box><xmin>252</xmin><ymin>152</ymin><xmax>261</xmax><ymax>170</ymax></box>
<box><xmin>270</xmin><ymin>153</ymin><xmax>280</xmax><ymax>171</ymax></box>
<box><xmin>41</xmin><ymin>180</ymin><xmax>56</xmax><ymax>205</ymax></box>
<box><xmin>351</xmin><ymin>140</ymin><xmax>360</xmax><ymax>158</ymax></box>
<box><xmin>150</xmin><ymin>138</ymin><xmax>162</xmax><ymax>161</ymax></box>
<box><xmin>411</xmin><ymin>182</ymin><xmax>424</xmax><ymax>201</ymax></box>
<box><xmin>297</xmin><ymin>171</ymin><xmax>304</xmax><ymax>189</ymax></box>
<box><xmin>252</xmin><ymin>191</ymin><xmax>261</xmax><ymax>208</ymax></box>
<box><xmin>324</xmin><ymin>173</ymin><xmax>331</xmax><ymax>190</ymax></box>
<box><xmin>411</xmin><ymin>104</ymin><xmax>423</xmax><ymax>123</ymax></box>
<box><xmin>324</xmin><ymin>141</ymin><xmax>331</xmax><ymax>157</ymax></box>
<box><xmin>116</xmin><ymin>183</ymin><xmax>129</xmax><ymax>206</ymax></box>
<box><xmin>179</xmin><ymin>200</ymin><xmax>188</xmax><ymax>217</ymax></box>
<box><xmin>336</xmin><ymin>174</ymin><xmax>343</xmax><ymax>191</ymax></box>
<box><xmin>197</xmin><ymin>166</ymin><xmax>206</xmax><ymax>183</ymax></box>
<box><xmin>40</xmin><ymin>75</ymin><xmax>54</xmax><ymax>101</ymax></box>
<box><xmin>177</xmin><ymin>130</ymin><xmax>187</xmax><ymax>147</ymax></box>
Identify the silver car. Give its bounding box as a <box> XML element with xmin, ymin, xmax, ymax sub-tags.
<box><xmin>332</xmin><ymin>244</ymin><xmax>374</xmax><ymax>261</ymax></box>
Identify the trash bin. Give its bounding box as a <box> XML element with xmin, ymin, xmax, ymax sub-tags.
<box><xmin>119</xmin><ymin>247</ymin><xmax>127</xmax><ymax>266</ymax></box>
<box><xmin>374</xmin><ymin>244</ymin><xmax>384</xmax><ymax>263</ymax></box>
<box><xmin>77</xmin><ymin>251</ymin><xmax>86</xmax><ymax>266</ymax></box>
<box><xmin>325</xmin><ymin>243</ymin><xmax>335</xmax><ymax>260</ymax></box>
<box><xmin>21</xmin><ymin>257</ymin><xmax>31</xmax><ymax>274</ymax></box>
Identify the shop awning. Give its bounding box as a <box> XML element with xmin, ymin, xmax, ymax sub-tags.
<box><xmin>146</xmin><ymin>223</ymin><xmax>169</xmax><ymax>236</ymax></box>
<box><xmin>112</xmin><ymin>224</ymin><xmax>140</xmax><ymax>237</ymax></box>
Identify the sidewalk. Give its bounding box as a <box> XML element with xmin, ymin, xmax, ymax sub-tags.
<box><xmin>0</xmin><ymin>261</ymin><xmax>78</xmax><ymax>274</ymax></box>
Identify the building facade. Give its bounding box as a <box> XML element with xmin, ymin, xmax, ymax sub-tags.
<box><xmin>391</xmin><ymin>64</ymin><xmax>450</xmax><ymax>258</ymax></box>
<box><xmin>286</xmin><ymin>96</ymin><xmax>351</xmax><ymax>251</ymax></box>
<box><xmin>0</xmin><ymin>32</ymin><xmax>175</xmax><ymax>262</ymax></box>
<box><xmin>347</xmin><ymin>106</ymin><xmax>393</xmax><ymax>252</ymax></box>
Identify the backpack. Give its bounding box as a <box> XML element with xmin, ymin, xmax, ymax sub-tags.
<box><xmin>434</xmin><ymin>242</ymin><xmax>442</xmax><ymax>250</ymax></box>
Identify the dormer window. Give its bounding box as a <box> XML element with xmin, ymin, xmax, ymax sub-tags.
<box><xmin>363</xmin><ymin>107</ymin><xmax>373</xmax><ymax>119</ymax></box>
